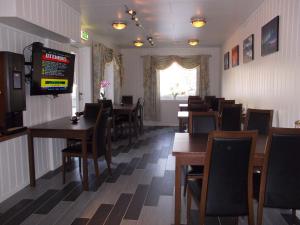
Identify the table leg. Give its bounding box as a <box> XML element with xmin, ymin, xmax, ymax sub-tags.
<box><xmin>27</xmin><ymin>131</ymin><xmax>36</xmax><ymax>186</ymax></box>
<box><xmin>129</xmin><ymin>112</ymin><xmax>132</xmax><ymax>145</ymax></box>
<box><xmin>175</xmin><ymin>158</ymin><xmax>181</xmax><ymax>225</ymax></box>
<box><xmin>113</xmin><ymin>114</ymin><xmax>117</xmax><ymax>141</ymax></box>
<box><xmin>82</xmin><ymin>137</ymin><xmax>89</xmax><ymax>191</ymax></box>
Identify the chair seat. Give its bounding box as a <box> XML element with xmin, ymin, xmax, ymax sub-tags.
<box><xmin>188</xmin><ymin>179</ymin><xmax>203</xmax><ymax>202</ymax></box>
<box><xmin>188</xmin><ymin>165</ymin><xmax>204</xmax><ymax>176</ymax></box>
<box><xmin>62</xmin><ymin>143</ymin><xmax>92</xmax><ymax>154</ymax></box>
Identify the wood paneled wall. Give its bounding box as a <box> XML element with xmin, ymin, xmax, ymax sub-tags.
<box><xmin>222</xmin><ymin>0</ymin><xmax>300</xmax><ymax>127</ymax></box>
<box><xmin>0</xmin><ymin>22</ymin><xmax>76</xmax><ymax>202</ymax></box>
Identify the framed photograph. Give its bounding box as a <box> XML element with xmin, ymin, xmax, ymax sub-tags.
<box><xmin>232</xmin><ymin>45</ymin><xmax>239</xmax><ymax>67</ymax></box>
<box><xmin>224</xmin><ymin>52</ymin><xmax>230</xmax><ymax>70</ymax></box>
<box><xmin>243</xmin><ymin>34</ymin><xmax>254</xmax><ymax>63</ymax></box>
<box><xmin>261</xmin><ymin>16</ymin><xmax>279</xmax><ymax>56</ymax></box>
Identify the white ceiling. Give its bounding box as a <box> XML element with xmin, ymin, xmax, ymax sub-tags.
<box><xmin>62</xmin><ymin>0</ymin><xmax>264</xmax><ymax>48</ymax></box>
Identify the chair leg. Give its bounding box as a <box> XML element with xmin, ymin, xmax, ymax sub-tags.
<box><xmin>187</xmin><ymin>187</ymin><xmax>192</xmax><ymax>225</ymax></box>
<box><xmin>78</xmin><ymin>156</ymin><xmax>82</xmax><ymax>176</ymax></box>
<box><xmin>62</xmin><ymin>154</ymin><xmax>66</xmax><ymax>184</ymax></box>
<box><xmin>93</xmin><ymin>157</ymin><xmax>100</xmax><ymax>177</ymax></box>
<box><xmin>183</xmin><ymin>166</ymin><xmax>188</xmax><ymax>197</ymax></box>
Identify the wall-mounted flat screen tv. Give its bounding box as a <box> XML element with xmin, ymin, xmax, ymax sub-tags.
<box><xmin>30</xmin><ymin>43</ymin><xmax>75</xmax><ymax>95</ymax></box>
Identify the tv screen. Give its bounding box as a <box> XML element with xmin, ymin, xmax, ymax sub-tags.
<box><xmin>30</xmin><ymin>44</ymin><xmax>75</xmax><ymax>95</ymax></box>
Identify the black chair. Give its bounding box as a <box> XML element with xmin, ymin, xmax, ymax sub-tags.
<box><xmin>98</xmin><ymin>99</ymin><xmax>113</xmax><ymax>117</ymax></box>
<box><xmin>257</xmin><ymin>128</ymin><xmax>300</xmax><ymax>225</ymax></box>
<box><xmin>244</xmin><ymin>108</ymin><xmax>273</xmax><ymax>135</ymax></box>
<box><xmin>218</xmin><ymin>99</ymin><xmax>235</xmax><ymax>113</ymax></box>
<box><xmin>184</xmin><ymin>111</ymin><xmax>219</xmax><ymax>196</ymax></box>
<box><xmin>61</xmin><ymin>107</ymin><xmax>112</xmax><ymax>184</ymax></box>
<box><xmin>188</xmin><ymin>103</ymin><xmax>209</xmax><ymax>112</ymax></box>
<box><xmin>211</xmin><ymin>97</ymin><xmax>225</xmax><ymax>111</ymax></box>
<box><xmin>187</xmin><ymin>131</ymin><xmax>257</xmax><ymax>225</ymax></box>
<box><xmin>220</xmin><ymin>104</ymin><xmax>242</xmax><ymax>131</ymax></box>
<box><xmin>204</xmin><ymin>95</ymin><xmax>216</xmax><ymax>108</ymax></box>
<box><xmin>188</xmin><ymin>111</ymin><xmax>218</xmax><ymax>134</ymax></box>
<box><xmin>121</xmin><ymin>95</ymin><xmax>133</xmax><ymax>105</ymax></box>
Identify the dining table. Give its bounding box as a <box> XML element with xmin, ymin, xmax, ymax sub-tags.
<box><xmin>177</xmin><ymin>111</ymin><xmax>189</xmax><ymax>132</ymax></box>
<box><xmin>113</xmin><ymin>104</ymin><xmax>136</xmax><ymax>145</ymax></box>
<box><xmin>172</xmin><ymin>132</ymin><xmax>266</xmax><ymax>225</ymax></box>
<box><xmin>27</xmin><ymin>116</ymin><xmax>95</xmax><ymax>191</ymax></box>
<box><xmin>179</xmin><ymin>103</ymin><xmax>188</xmax><ymax>111</ymax></box>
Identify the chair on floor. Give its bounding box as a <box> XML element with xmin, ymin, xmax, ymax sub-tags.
<box><xmin>211</xmin><ymin>97</ymin><xmax>225</xmax><ymax>111</ymax></box>
<box><xmin>220</xmin><ymin>103</ymin><xmax>242</xmax><ymax>131</ymax></box>
<box><xmin>137</xmin><ymin>97</ymin><xmax>144</xmax><ymax>134</ymax></box>
<box><xmin>62</xmin><ymin>107</ymin><xmax>112</xmax><ymax>184</ymax></box>
<box><xmin>218</xmin><ymin>99</ymin><xmax>235</xmax><ymax>113</ymax></box>
<box><xmin>188</xmin><ymin>103</ymin><xmax>209</xmax><ymax>112</ymax></box>
<box><xmin>204</xmin><ymin>95</ymin><xmax>216</xmax><ymax>108</ymax></box>
<box><xmin>257</xmin><ymin>128</ymin><xmax>300</xmax><ymax>225</ymax></box>
<box><xmin>244</xmin><ymin>108</ymin><xmax>273</xmax><ymax>201</ymax></box>
<box><xmin>98</xmin><ymin>99</ymin><xmax>113</xmax><ymax>117</ymax></box>
<box><xmin>244</xmin><ymin>108</ymin><xmax>273</xmax><ymax>135</ymax></box>
<box><xmin>121</xmin><ymin>95</ymin><xmax>133</xmax><ymax>105</ymax></box>
<box><xmin>184</xmin><ymin>111</ymin><xmax>219</xmax><ymax>196</ymax></box>
<box><xmin>187</xmin><ymin>130</ymin><xmax>257</xmax><ymax>225</ymax></box>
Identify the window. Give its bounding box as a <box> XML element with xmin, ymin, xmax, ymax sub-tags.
<box><xmin>159</xmin><ymin>62</ymin><xmax>197</xmax><ymax>100</ymax></box>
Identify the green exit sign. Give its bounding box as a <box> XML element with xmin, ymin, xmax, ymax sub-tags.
<box><xmin>81</xmin><ymin>30</ymin><xmax>89</xmax><ymax>41</ymax></box>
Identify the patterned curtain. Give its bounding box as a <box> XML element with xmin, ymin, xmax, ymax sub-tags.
<box><xmin>143</xmin><ymin>55</ymin><xmax>211</xmax><ymax>121</ymax></box>
<box><xmin>92</xmin><ymin>42</ymin><xmax>124</xmax><ymax>102</ymax></box>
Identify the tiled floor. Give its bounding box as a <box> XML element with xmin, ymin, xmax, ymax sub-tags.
<box><xmin>0</xmin><ymin>127</ymin><xmax>298</xmax><ymax>225</ymax></box>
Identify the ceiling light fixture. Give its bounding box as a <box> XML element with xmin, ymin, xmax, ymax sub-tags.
<box><xmin>134</xmin><ymin>40</ymin><xmax>144</xmax><ymax>47</ymax></box>
<box><xmin>188</xmin><ymin>39</ymin><xmax>199</xmax><ymax>46</ymax></box>
<box><xmin>112</xmin><ymin>21</ymin><xmax>127</xmax><ymax>30</ymax></box>
<box><xmin>191</xmin><ymin>17</ymin><xmax>206</xmax><ymax>28</ymax></box>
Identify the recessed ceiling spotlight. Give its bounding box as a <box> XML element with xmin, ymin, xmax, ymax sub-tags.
<box><xmin>112</xmin><ymin>21</ymin><xmax>127</xmax><ymax>30</ymax></box>
<box><xmin>127</xmin><ymin>9</ymin><xmax>136</xmax><ymax>16</ymax></box>
<box><xmin>133</xmin><ymin>40</ymin><xmax>144</xmax><ymax>47</ymax></box>
<box><xmin>188</xmin><ymin>39</ymin><xmax>199</xmax><ymax>46</ymax></box>
<box><xmin>147</xmin><ymin>36</ymin><xmax>153</xmax><ymax>41</ymax></box>
<box><xmin>191</xmin><ymin>17</ymin><xmax>206</xmax><ymax>28</ymax></box>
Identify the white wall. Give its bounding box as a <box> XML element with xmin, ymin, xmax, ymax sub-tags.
<box><xmin>121</xmin><ymin>46</ymin><xmax>221</xmax><ymax>125</ymax></box>
<box><xmin>222</xmin><ymin>0</ymin><xmax>300</xmax><ymax>128</ymax></box>
<box><xmin>0</xmin><ymin>26</ymin><xmax>76</xmax><ymax>202</ymax></box>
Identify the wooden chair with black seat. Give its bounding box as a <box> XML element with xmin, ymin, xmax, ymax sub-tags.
<box><xmin>211</xmin><ymin>97</ymin><xmax>225</xmax><ymax>111</ymax></box>
<box><xmin>244</xmin><ymin>108</ymin><xmax>273</xmax><ymax>200</ymax></box>
<box><xmin>187</xmin><ymin>130</ymin><xmax>257</xmax><ymax>225</ymax></box>
<box><xmin>204</xmin><ymin>95</ymin><xmax>216</xmax><ymax>108</ymax></box>
<box><xmin>137</xmin><ymin>97</ymin><xmax>144</xmax><ymax>134</ymax></box>
<box><xmin>98</xmin><ymin>99</ymin><xmax>113</xmax><ymax>117</ymax></box>
<box><xmin>188</xmin><ymin>102</ymin><xmax>209</xmax><ymax>112</ymax></box>
<box><xmin>218</xmin><ymin>99</ymin><xmax>235</xmax><ymax>113</ymax></box>
<box><xmin>121</xmin><ymin>95</ymin><xmax>133</xmax><ymax>105</ymax></box>
<box><xmin>183</xmin><ymin>111</ymin><xmax>219</xmax><ymax>196</ymax></box>
<box><xmin>61</xmin><ymin>106</ymin><xmax>112</xmax><ymax>184</ymax></box>
<box><xmin>220</xmin><ymin>103</ymin><xmax>242</xmax><ymax>131</ymax></box>
<box><xmin>257</xmin><ymin>128</ymin><xmax>300</xmax><ymax>225</ymax></box>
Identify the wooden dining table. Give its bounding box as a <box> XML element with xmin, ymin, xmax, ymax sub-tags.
<box><xmin>177</xmin><ymin>111</ymin><xmax>189</xmax><ymax>132</ymax></box>
<box><xmin>172</xmin><ymin>132</ymin><xmax>266</xmax><ymax>225</ymax></box>
<box><xmin>113</xmin><ymin>104</ymin><xmax>136</xmax><ymax>145</ymax></box>
<box><xmin>179</xmin><ymin>103</ymin><xmax>188</xmax><ymax>111</ymax></box>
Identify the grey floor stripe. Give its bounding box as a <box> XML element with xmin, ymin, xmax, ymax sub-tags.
<box><xmin>87</xmin><ymin>204</ymin><xmax>113</xmax><ymax>225</ymax></box>
<box><xmin>122</xmin><ymin>158</ymin><xmax>141</xmax><ymax>175</ymax></box>
<box><xmin>144</xmin><ymin>177</ymin><xmax>163</xmax><ymax>206</ymax></box>
<box><xmin>104</xmin><ymin>194</ymin><xmax>133</xmax><ymax>225</ymax></box>
<box><xmin>124</xmin><ymin>185</ymin><xmax>149</xmax><ymax>220</ymax></box>
<box><xmin>282</xmin><ymin>213</ymin><xmax>300</xmax><ymax>225</ymax></box>
<box><xmin>71</xmin><ymin>218</ymin><xmax>89</xmax><ymax>225</ymax></box>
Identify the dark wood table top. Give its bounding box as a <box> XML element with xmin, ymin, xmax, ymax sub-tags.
<box><xmin>172</xmin><ymin>132</ymin><xmax>267</xmax><ymax>161</ymax></box>
<box><xmin>28</xmin><ymin>116</ymin><xmax>95</xmax><ymax>131</ymax></box>
<box><xmin>113</xmin><ymin>104</ymin><xmax>135</xmax><ymax>111</ymax></box>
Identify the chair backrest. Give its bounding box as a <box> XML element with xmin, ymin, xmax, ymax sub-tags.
<box><xmin>260</xmin><ymin>128</ymin><xmax>300</xmax><ymax>209</ymax></box>
<box><xmin>83</xmin><ymin>103</ymin><xmax>102</xmax><ymax>120</ymax></box>
<box><xmin>218</xmin><ymin>100</ymin><xmax>235</xmax><ymax>112</ymax></box>
<box><xmin>204</xmin><ymin>95</ymin><xmax>216</xmax><ymax>107</ymax></box>
<box><xmin>188</xmin><ymin>111</ymin><xmax>218</xmax><ymax>134</ymax></box>
<box><xmin>188</xmin><ymin>96</ymin><xmax>202</xmax><ymax>104</ymax></box>
<box><xmin>211</xmin><ymin>97</ymin><xmax>225</xmax><ymax>111</ymax></box>
<box><xmin>93</xmin><ymin>107</ymin><xmax>110</xmax><ymax>157</ymax></box>
<box><xmin>221</xmin><ymin>104</ymin><xmax>242</xmax><ymax>131</ymax></box>
<box><xmin>121</xmin><ymin>95</ymin><xmax>133</xmax><ymax>105</ymax></box>
<box><xmin>188</xmin><ymin>103</ymin><xmax>209</xmax><ymax>112</ymax></box>
<box><xmin>244</xmin><ymin>108</ymin><xmax>273</xmax><ymax>135</ymax></box>
<box><xmin>98</xmin><ymin>99</ymin><xmax>113</xmax><ymax>117</ymax></box>
<box><xmin>200</xmin><ymin>131</ymin><xmax>257</xmax><ymax>217</ymax></box>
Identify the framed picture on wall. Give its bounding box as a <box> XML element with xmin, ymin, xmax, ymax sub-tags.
<box><xmin>232</xmin><ymin>45</ymin><xmax>239</xmax><ymax>67</ymax></box>
<box><xmin>243</xmin><ymin>34</ymin><xmax>254</xmax><ymax>63</ymax></box>
<box><xmin>261</xmin><ymin>16</ymin><xmax>279</xmax><ymax>56</ymax></box>
<box><xmin>224</xmin><ymin>52</ymin><xmax>230</xmax><ymax>70</ymax></box>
